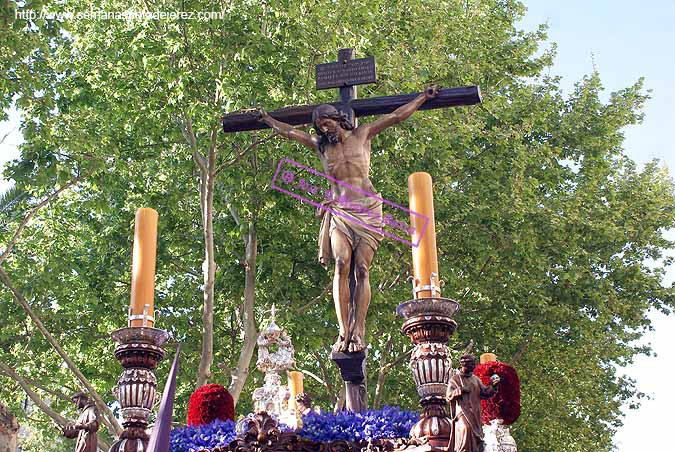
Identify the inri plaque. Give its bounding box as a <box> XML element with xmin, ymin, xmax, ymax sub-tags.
<box><xmin>315</xmin><ymin>56</ymin><xmax>376</xmax><ymax>90</ymax></box>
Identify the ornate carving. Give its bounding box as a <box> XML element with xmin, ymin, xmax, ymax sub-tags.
<box><xmin>410</xmin><ymin>342</ymin><xmax>451</xmax><ymax>398</ymax></box>
<box><xmin>237</xmin><ymin>412</ymin><xmax>282</xmax><ymax>445</ymax></box>
<box><xmin>396</xmin><ymin>298</ymin><xmax>458</xmax><ymax>317</ymax></box>
<box><xmin>109</xmin><ymin>326</ymin><xmax>168</xmax><ymax>452</ymax></box>
<box><xmin>205</xmin><ymin>412</ymin><xmax>429</xmax><ymax>452</ymax></box>
<box><xmin>397</xmin><ymin>297</ymin><xmax>460</xmax><ymax>448</ymax></box>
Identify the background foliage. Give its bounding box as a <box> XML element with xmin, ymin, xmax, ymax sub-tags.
<box><xmin>1</xmin><ymin>1</ymin><xmax>674</xmax><ymax>451</ymax></box>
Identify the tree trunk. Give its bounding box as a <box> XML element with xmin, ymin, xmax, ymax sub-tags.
<box><xmin>0</xmin><ymin>266</ymin><xmax>122</xmax><ymax>438</ymax></box>
<box><xmin>0</xmin><ymin>401</ymin><xmax>19</xmax><ymax>452</ymax></box>
<box><xmin>333</xmin><ymin>386</ymin><xmax>346</xmax><ymax>413</ymax></box>
<box><xmin>196</xmin><ymin>161</ymin><xmax>216</xmax><ymax>388</ymax></box>
<box><xmin>373</xmin><ymin>334</ymin><xmax>394</xmax><ymax>409</ymax></box>
<box><xmin>229</xmin><ymin>221</ymin><xmax>258</xmax><ymax>405</ymax></box>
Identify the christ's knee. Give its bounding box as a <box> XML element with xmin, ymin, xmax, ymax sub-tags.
<box><xmin>335</xmin><ymin>256</ymin><xmax>351</xmax><ymax>277</ymax></box>
<box><xmin>355</xmin><ymin>262</ymin><xmax>370</xmax><ymax>281</ymax></box>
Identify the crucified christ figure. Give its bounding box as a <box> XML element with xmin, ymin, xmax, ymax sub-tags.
<box><xmin>258</xmin><ymin>85</ymin><xmax>438</xmax><ymax>353</ymax></box>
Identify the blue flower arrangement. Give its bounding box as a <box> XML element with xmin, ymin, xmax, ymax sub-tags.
<box><xmin>299</xmin><ymin>406</ymin><xmax>418</xmax><ymax>442</ymax></box>
<box><xmin>169</xmin><ymin>419</ymin><xmax>237</xmax><ymax>452</ymax></box>
<box><xmin>169</xmin><ymin>407</ymin><xmax>419</xmax><ymax>452</ymax></box>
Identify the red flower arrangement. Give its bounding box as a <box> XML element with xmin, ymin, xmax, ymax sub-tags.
<box><xmin>186</xmin><ymin>384</ymin><xmax>235</xmax><ymax>426</ymax></box>
<box><xmin>474</xmin><ymin>361</ymin><xmax>520</xmax><ymax>425</ymax></box>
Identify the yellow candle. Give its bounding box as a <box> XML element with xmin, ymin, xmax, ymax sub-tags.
<box><xmin>288</xmin><ymin>371</ymin><xmax>304</xmax><ymax>412</ymax></box>
<box><xmin>129</xmin><ymin>208</ymin><xmax>158</xmax><ymax>327</ymax></box>
<box><xmin>408</xmin><ymin>172</ymin><xmax>439</xmax><ymax>299</ymax></box>
<box><xmin>480</xmin><ymin>353</ymin><xmax>497</xmax><ymax>364</ymax></box>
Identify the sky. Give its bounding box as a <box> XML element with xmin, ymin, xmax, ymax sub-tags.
<box><xmin>1</xmin><ymin>1</ymin><xmax>674</xmax><ymax>450</ymax></box>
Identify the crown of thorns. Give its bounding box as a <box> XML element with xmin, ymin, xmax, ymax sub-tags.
<box><xmin>311</xmin><ymin>104</ymin><xmax>352</xmax><ymax>129</ymax></box>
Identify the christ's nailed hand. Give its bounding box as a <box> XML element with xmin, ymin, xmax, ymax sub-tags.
<box><xmin>254</xmin><ymin>108</ymin><xmax>267</xmax><ymax>121</ymax></box>
<box><xmin>425</xmin><ymin>85</ymin><xmax>440</xmax><ymax>99</ymax></box>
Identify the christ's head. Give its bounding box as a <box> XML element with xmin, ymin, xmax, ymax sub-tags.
<box><xmin>312</xmin><ymin>104</ymin><xmax>354</xmax><ymax>151</ymax></box>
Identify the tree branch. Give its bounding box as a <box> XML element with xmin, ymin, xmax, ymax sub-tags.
<box><xmin>226</xmin><ymin>191</ymin><xmax>242</xmax><ymax>227</ymax></box>
<box><xmin>214</xmin><ymin>133</ymin><xmax>278</xmax><ymax>177</ymax></box>
<box><xmin>0</xmin><ymin>369</ymin><xmax>72</xmax><ymax>403</ymax></box>
<box><xmin>0</xmin><ymin>176</ymin><xmax>81</xmax><ymax>265</ymax></box>
<box><xmin>229</xmin><ymin>221</ymin><xmax>259</xmax><ymax>404</ymax></box>
<box><xmin>381</xmin><ymin>347</ymin><xmax>414</xmax><ymax>372</ymax></box>
<box><xmin>312</xmin><ymin>350</ymin><xmax>337</xmax><ymax>405</ymax></box>
<box><xmin>0</xmin><ymin>360</ymin><xmax>71</xmax><ymax>427</ymax></box>
<box><xmin>462</xmin><ymin>339</ymin><xmax>475</xmax><ymax>355</ymax></box>
<box><xmin>0</xmin><ymin>125</ymin><xmax>17</xmax><ymax>145</ymax></box>
<box><xmin>0</xmin><ymin>266</ymin><xmax>122</xmax><ymax>436</ymax></box>
<box><xmin>458</xmin><ymin>256</ymin><xmax>493</xmax><ymax>303</ymax></box>
<box><xmin>377</xmin><ymin>250</ymin><xmax>405</xmax><ymax>290</ymax></box>
<box><xmin>511</xmin><ymin>339</ymin><xmax>529</xmax><ymax>365</ymax></box>
<box><xmin>175</xmin><ymin>115</ymin><xmax>207</xmax><ymax>171</ymax></box>
<box><xmin>294</xmin><ymin>283</ymin><xmax>331</xmax><ymax>315</ymax></box>
<box><xmin>373</xmin><ymin>334</ymin><xmax>395</xmax><ymax>409</ymax></box>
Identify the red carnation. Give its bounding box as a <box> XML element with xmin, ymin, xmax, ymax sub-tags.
<box><xmin>186</xmin><ymin>384</ymin><xmax>235</xmax><ymax>426</ymax></box>
<box><xmin>474</xmin><ymin>361</ymin><xmax>520</xmax><ymax>425</ymax></box>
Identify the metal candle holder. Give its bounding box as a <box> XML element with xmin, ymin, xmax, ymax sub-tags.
<box><xmin>109</xmin><ymin>326</ymin><xmax>169</xmax><ymax>452</ymax></box>
<box><xmin>127</xmin><ymin>304</ymin><xmax>155</xmax><ymax>327</ymax></box>
<box><xmin>397</xmin><ymin>296</ymin><xmax>459</xmax><ymax>448</ymax></box>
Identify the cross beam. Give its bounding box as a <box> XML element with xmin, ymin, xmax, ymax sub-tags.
<box><xmin>222</xmin><ymin>48</ymin><xmax>481</xmax><ymax>133</ymax></box>
<box><xmin>221</xmin><ymin>85</ymin><xmax>481</xmax><ymax>133</ymax></box>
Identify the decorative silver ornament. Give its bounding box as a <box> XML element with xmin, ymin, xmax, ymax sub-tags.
<box><xmin>252</xmin><ymin>306</ymin><xmax>295</xmax><ymax>419</ymax></box>
<box><xmin>483</xmin><ymin>419</ymin><xmax>518</xmax><ymax>452</ymax></box>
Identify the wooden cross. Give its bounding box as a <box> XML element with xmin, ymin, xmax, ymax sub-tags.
<box><xmin>221</xmin><ymin>48</ymin><xmax>481</xmax><ymax>133</ymax></box>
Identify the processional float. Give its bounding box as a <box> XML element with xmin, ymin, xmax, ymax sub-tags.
<box><xmin>101</xmin><ymin>48</ymin><xmax>521</xmax><ymax>452</ymax></box>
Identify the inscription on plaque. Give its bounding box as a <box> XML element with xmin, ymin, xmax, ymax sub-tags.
<box><xmin>316</xmin><ymin>56</ymin><xmax>376</xmax><ymax>90</ymax></box>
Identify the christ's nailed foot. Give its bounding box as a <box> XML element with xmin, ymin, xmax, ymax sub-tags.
<box><xmin>332</xmin><ymin>336</ymin><xmax>348</xmax><ymax>353</ymax></box>
<box><xmin>347</xmin><ymin>334</ymin><xmax>365</xmax><ymax>353</ymax></box>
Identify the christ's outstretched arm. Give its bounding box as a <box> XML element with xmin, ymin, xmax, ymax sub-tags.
<box><xmin>359</xmin><ymin>85</ymin><xmax>439</xmax><ymax>139</ymax></box>
<box><xmin>258</xmin><ymin>110</ymin><xmax>318</xmax><ymax>149</ymax></box>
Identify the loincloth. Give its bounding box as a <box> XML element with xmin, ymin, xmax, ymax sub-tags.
<box><xmin>317</xmin><ymin>195</ymin><xmax>384</xmax><ymax>269</ymax></box>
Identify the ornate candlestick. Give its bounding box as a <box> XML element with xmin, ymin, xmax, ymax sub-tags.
<box><xmin>399</xmin><ymin>172</ymin><xmax>460</xmax><ymax>447</ymax></box>
<box><xmin>397</xmin><ymin>296</ymin><xmax>459</xmax><ymax>448</ymax></box>
<box><xmin>109</xmin><ymin>207</ymin><xmax>166</xmax><ymax>452</ymax></box>
<box><xmin>109</xmin><ymin>326</ymin><xmax>169</xmax><ymax>452</ymax></box>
